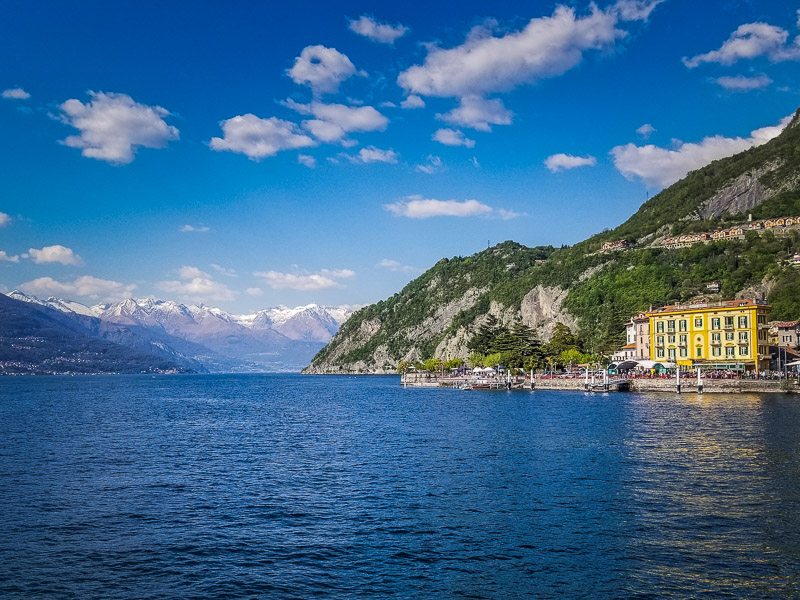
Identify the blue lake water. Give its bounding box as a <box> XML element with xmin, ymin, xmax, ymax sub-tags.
<box><xmin>1</xmin><ymin>374</ymin><xmax>800</xmax><ymax>599</ymax></box>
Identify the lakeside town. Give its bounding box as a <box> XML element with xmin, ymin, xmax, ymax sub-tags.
<box><xmin>401</xmin><ymin>297</ymin><xmax>800</xmax><ymax>393</ymax></box>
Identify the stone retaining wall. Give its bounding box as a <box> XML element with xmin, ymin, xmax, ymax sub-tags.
<box><xmin>401</xmin><ymin>372</ymin><xmax>799</xmax><ymax>394</ymax></box>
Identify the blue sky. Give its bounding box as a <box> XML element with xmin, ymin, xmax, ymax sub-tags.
<box><xmin>1</xmin><ymin>0</ymin><xmax>799</xmax><ymax>312</ymax></box>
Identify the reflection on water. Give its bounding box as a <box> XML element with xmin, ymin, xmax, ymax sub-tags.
<box><xmin>624</xmin><ymin>393</ymin><xmax>800</xmax><ymax>598</ymax></box>
<box><xmin>0</xmin><ymin>377</ymin><xmax>799</xmax><ymax>599</ymax></box>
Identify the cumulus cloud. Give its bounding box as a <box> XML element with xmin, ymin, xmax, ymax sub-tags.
<box><xmin>400</xmin><ymin>95</ymin><xmax>425</xmax><ymax>109</ymax></box>
<box><xmin>416</xmin><ymin>155</ymin><xmax>443</xmax><ymax>174</ymax></box>
<box><xmin>20</xmin><ymin>275</ymin><xmax>136</xmax><ymax>301</ymax></box>
<box><xmin>157</xmin><ymin>265</ymin><xmax>236</xmax><ymax>302</ymax></box>
<box><xmin>636</xmin><ymin>123</ymin><xmax>655</xmax><ymax>138</ymax></box>
<box><xmin>179</xmin><ymin>224</ymin><xmax>210</xmax><ymax>232</ymax></box>
<box><xmin>246</xmin><ymin>287</ymin><xmax>263</xmax><ymax>296</ymax></box>
<box><xmin>437</xmin><ymin>96</ymin><xmax>512</xmax><ymax>131</ymax></box>
<box><xmin>544</xmin><ymin>153</ymin><xmax>597</xmax><ymax>172</ymax></box>
<box><xmin>683</xmin><ymin>22</ymin><xmax>800</xmax><ymax>68</ymax></box>
<box><xmin>288</xmin><ymin>45</ymin><xmax>360</xmax><ymax>94</ymax></box>
<box><xmin>344</xmin><ymin>146</ymin><xmax>399</xmax><ymax>164</ymax></box>
<box><xmin>384</xmin><ymin>195</ymin><xmax>494</xmax><ymax>218</ymax></box>
<box><xmin>0</xmin><ymin>212</ymin><xmax>10</xmax><ymax>227</ymax></box>
<box><xmin>0</xmin><ymin>251</ymin><xmax>19</xmax><ymax>263</ymax></box>
<box><xmin>2</xmin><ymin>88</ymin><xmax>30</xmax><ymax>100</ymax></box>
<box><xmin>285</xmin><ymin>99</ymin><xmax>389</xmax><ymax>143</ymax></box>
<box><xmin>298</xmin><ymin>154</ymin><xmax>317</xmax><ymax>168</ymax></box>
<box><xmin>715</xmin><ymin>74</ymin><xmax>772</xmax><ymax>91</ymax></box>
<box><xmin>57</xmin><ymin>92</ymin><xmax>179</xmax><ymax>165</ymax></box>
<box><xmin>376</xmin><ymin>259</ymin><xmax>423</xmax><ymax>273</ymax></box>
<box><xmin>349</xmin><ymin>15</ymin><xmax>408</xmax><ymax>44</ymax></box>
<box><xmin>254</xmin><ymin>268</ymin><xmax>355</xmax><ymax>291</ymax></box>
<box><xmin>397</xmin><ymin>5</ymin><xmax>626</xmax><ymax>98</ymax></box>
<box><xmin>210</xmin><ymin>114</ymin><xmax>315</xmax><ymax>160</ymax></box>
<box><xmin>26</xmin><ymin>245</ymin><xmax>83</xmax><ymax>266</ymax></box>
<box><xmin>432</xmin><ymin>128</ymin><xmax>476</xmax><ymax>148</ymax></box>
<box><xmin>611</xmin><ymin>114</ymin><xmax>792</xmax><ymax>188</ymax></box>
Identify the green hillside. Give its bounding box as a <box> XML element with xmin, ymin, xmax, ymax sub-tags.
<box><xmin>308</xmin><ymin>108</ymin><xmax>800</xmax><ymax>371</ymax></box>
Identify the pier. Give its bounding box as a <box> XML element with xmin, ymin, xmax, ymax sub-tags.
<box><xmin>401</xmin><ymin>372</ymin><xmax>800</xmax><ymax>394</ymax></box>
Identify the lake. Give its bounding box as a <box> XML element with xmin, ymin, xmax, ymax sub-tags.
<box><xmin>1</xmin><ymin>374</ymin><xmax>799</xmax><ymax>599</ymax></box>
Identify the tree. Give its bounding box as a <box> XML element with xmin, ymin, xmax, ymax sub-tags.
<box><xmin>468</xmin><ymin>353</ymin><xmax>485</xmax><ymax>368</ymax></box>
<box><xmin>397</xmin><ymin>360</ymin><xmax>411</xmax><ymax>374</ymax></box>
<box><xmin>444</xmin><ymin>358</ymin><xmax>463</xmax><ymax>370</ymax></box>
<box><xmin>484</xmin><ymin>353</ymin><xmax>502</xmax><ymax>368</ymax></box>
<box><xmin>423</xmin><ymin>358</ymin><xmax>442</xmax><ymax>372</ymax></box>
<box><xmin>559</xmin><ymin>348</ymin><xmax>583</xmax><ymax>369</ymax></box>
<box><xmin>545</xmin><ymin>323</ymin><xmax>580</xmax><ymax>357</ymax></box>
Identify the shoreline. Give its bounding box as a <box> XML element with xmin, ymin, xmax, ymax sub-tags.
<box><xmin>400</xmin><ymin>372</ymin><xmax>800</xmax><ymax>394</ymax></box>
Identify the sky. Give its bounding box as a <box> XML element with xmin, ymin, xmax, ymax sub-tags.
<box><xmin>1</xmin><ymin>0</ymin><xmax>799</xmax><ymax>313</ymax></box>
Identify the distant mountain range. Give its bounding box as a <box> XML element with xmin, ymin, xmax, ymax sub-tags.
<box><xmin>2</xmin><ymin>291</ymin><xmax>356</xmax><ymax>374</ymax></box>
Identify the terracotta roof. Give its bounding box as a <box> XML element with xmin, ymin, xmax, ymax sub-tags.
<box><xmin>647</xmin><ymin>300</ymin><xmax>769</xmax><ymax>315</ymax></box>
<box><xmin>621</xmin><ymin>343</ymin><xmax>636</xmax><ymax>349</ymax></box>
<box><xmin>774</xmin><ymin>321</ymin><xmax>800</xmax><ymax>328</ymax></box>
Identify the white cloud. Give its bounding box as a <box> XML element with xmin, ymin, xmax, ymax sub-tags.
<box><xmin>2</xmin><ymin>88</ymin><xmax>30</xmax><ymax>100</ymax></box>
<box><xmin>376</xmin><ymin>259</ymin><xmax>422</xmax><ymax>273</ymax></box>
<box><xmin>349</xmin><ymin>15</ymin><xmax>408</xmax><ymax>44</ymax></box>
<box><xmin>544</xmin><ymin>153</ymin><xmax>597</xmax><ymax>172</ymax></box>
<box><xmin>179</xmin><ymin>224</ymin><xmax>210</xmax><ymax>232</ymax></box>
<box><xmin>58</xmin><ymin>92</ymin><xmax>179</xmax><ymax>165</ymax></box>
<box><xmin>20</xmin><ymin>275</ymin><xmax>136</xmax><ymax>302</ymax></box>
<box><xmin>470</xmin><ymin>156</ymin><xmax>480</xmax><ymax>168</ymax></box>
<box><xmin>210</xmin><ymin>264</ymin><xmax>237</xmax><ymax>277</ymax></box>
<box><xmin>345</xmin><ymin>146</ymin><xmax>399</xmax><ymax>164</ymax></box>
<box><xmin>397</xmin><ymin>5</ymin><xmax>625</xmax><ymax>98</ymax></box>
<box><xmin>715</xmin><ymin>74</ymin><xmax>772</xmax><ymax>91</ymax></box>
<box><xmin>683</xmin><ymin>22</ymin><xmax>800</xmax><ymax>68</ymax></box>
<box><xmin>298</xmin><ymin>154</ymin><xmax>317</xmax><ymax>168</ymax></box>
<box><xmin>288</xmin><ymin>45</ymin><xmax>360</xmax><ymax>94</ymax></box>
<box><xmin>437</xmin><ymin>95</ymin><xmax>512</xmax><ymax>132</ymax></box>
<box><xmin>636</xmin><ymin>123</ymin><xmax>655</xmax><ymax>138</ymax></box>
<box><xmin>246</xmin><ymin>287</ymin><xmax>263</xmax><ymax>296</ymax></box>
<box><xmin>611</xmin><ymin>114</ymin><xmax>792</xmax><ymax>188</ymax></box>
<box><xmin>285</xmin><ymin>99</ymin><xmax>389</xmax><ymax>143</ymax></box>
<box><xmin>432</xmin><ymin>128</ymin><xmax>476</xmax><ymax>148</ymax></box>
<box><xmin>608</xmin><ymin>0</ymin><xmax>664</xmax><ymax>22</ymax></box>
<box><xmin>380</xmin><ymin>101</ymin><xmax>397</xmax><ymax>108</ymax></box>
<box><xmin>497</xmin><ymin>208</ymin><xmax>525</xmax><ymax>220</ymax></box>
<box><xmin>0</xmin><ymin>251</ymin><xmax>19</xmax><ymax>263</ymax></box>
<box><xmin>400</xmin><ymin>95</ymin><xmax>425</xmax><ymax>109</ymax></box>
<box><xmin>416</xmin><ymin>155</ymin><xmax>443</xmax><ymax>174</ymax></box>
<box><xmin>0</xmin><ymin>212</ymin><xmax>10</xmax><ymax>227</ymax></box>
<box><xmin>157</xmin><ymin>265</ymin><xmax>236</xmax><ymax>303</ymax></box>
<box><xmin>26</xmin><ymin>245</ymin><xmax>84</xmax><ymax>266</ymax></box>
<box><xmin>384</xmin><ymin>195</ymin><xmax>493</xmax><ymax>218</ymax></box>
<box><xmin>209</xmin><ymin>114</ymin><xmax>315</xmax><ymax>160</ymax></box>
<box><xmin>254</xmin><ymin>268</ymin><xmax>355</xmax><ymax>291</ymax></box>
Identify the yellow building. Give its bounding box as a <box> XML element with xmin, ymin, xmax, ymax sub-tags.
<box><xmin>647</xmin><ymin>300</ymin><xmax>770</xmax><ymax>371</ymax></box>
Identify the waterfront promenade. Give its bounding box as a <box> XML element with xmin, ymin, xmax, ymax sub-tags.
<box><xmin>401</xmin><ymin>372</ymin><xmax>800</xmax><ymax>394</ymax></box>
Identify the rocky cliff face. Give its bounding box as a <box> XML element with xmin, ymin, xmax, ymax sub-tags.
<box><xmin>304</xmin><ymin>283</ymin><xmax>575</xmax><ymax>374</ymax></box>
<box><xmin>697</xmin><ymin>161</ymin><xmax>780</xmax><ymax>219</ymax></box>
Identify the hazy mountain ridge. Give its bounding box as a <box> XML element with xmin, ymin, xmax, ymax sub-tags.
<box><xmin>306</xmin><ymin>107</ymin><xmax>800</xmax><ymax>373</ymax></box>
<box><xmin>5</xmin><ymin>292</ymin><xmax>356</xmax><ymax>373</ymax></box>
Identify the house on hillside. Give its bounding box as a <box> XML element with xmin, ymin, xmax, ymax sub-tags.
<box><xmin>771</xmin><ymin>321</ymin><xmax>800</xmax><ymax>348</ymax></box>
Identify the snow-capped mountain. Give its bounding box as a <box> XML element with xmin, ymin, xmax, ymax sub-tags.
<box><xmin>6</xmin><ymin>291</ymin><xmax>357</xmax><ymax>371</ymax></box>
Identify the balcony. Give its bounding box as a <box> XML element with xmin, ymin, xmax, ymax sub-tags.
<box><xmin>710</xmin><ymin>339</ymin><xmax>722</xmax><ymax>345</ymax></box>
<box><xmin>723</xmin><ymin>323</ymin><xmax>735</xmax><ymax>330</ymax></box>
<box><xmin>678</xmin><ymin>341</ymin><xmax>687</xmax><ymax>347</ymax></box>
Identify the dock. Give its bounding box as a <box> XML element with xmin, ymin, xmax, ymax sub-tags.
<box><xmin>401</xmin><ymin>372</ymin><xmax>800</xmax><ymax>394</ymax></box>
